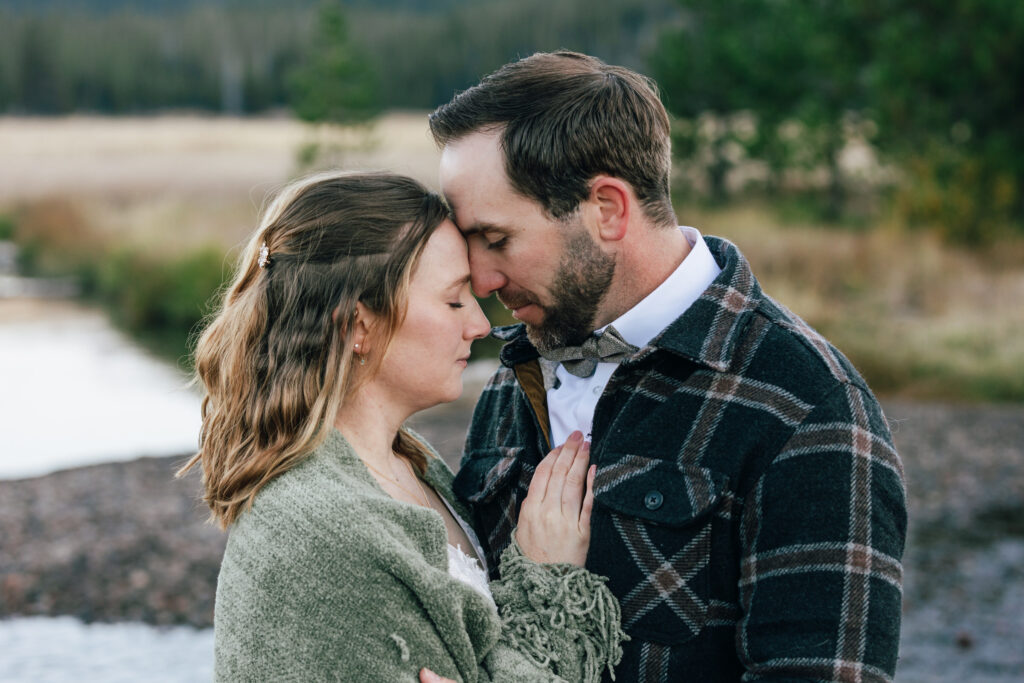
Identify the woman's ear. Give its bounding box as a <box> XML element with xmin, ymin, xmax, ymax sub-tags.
<box><xmin>588</xmin><ymin>176</ymin><xmax>630</xmax><ymax>243</ymax></box>
<box><xmin>351</xmin><ymin>302</ymin><xmax>375</xmax><ymax>356</ymax></box>
<box><xmin>335</xmin><ymin>301</ymin><xmax>375</xmax><ymax>357</ymax></box>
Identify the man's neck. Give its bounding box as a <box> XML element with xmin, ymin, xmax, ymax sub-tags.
<box><xmin>595</xmin><ymin>224</ymin><xmax>692</xmax><ymax>329</ymax></box>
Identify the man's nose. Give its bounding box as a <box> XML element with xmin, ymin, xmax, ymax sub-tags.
<box><xmin>468</xmin><ymin>251</ymin><xmax>507</xmax><ymax>297</ymax></box>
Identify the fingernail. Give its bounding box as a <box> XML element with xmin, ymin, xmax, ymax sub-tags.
<box><xmin>570</xmin><ymin>430</ymin><xmax>583</xmax><ymax>441</ymax></box>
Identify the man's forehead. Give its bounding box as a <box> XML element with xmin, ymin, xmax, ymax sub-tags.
<box><xmin>440</xmin><ymin>136</ymin><xmax>508</xmax><ymax>220</ymax></box>
<box><xmin>440</xmin><ymin>130</ymin><xmax>504</xmax><ymax>182</ymax></box>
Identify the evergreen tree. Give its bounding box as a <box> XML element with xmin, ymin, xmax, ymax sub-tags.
<box><xmin>860</xmin><ymin>0</ymin><xmax>1024</xmax><ymax>241</ymax></box>
<box><xmin>653</xmin><ymin>0</ymin><xmax>869</xmax><ymax>215</ymax></box>
<box><xmin>288</xmin><ymin>3</ymin><xmax>379</xmax><ymax>124</ymax></box>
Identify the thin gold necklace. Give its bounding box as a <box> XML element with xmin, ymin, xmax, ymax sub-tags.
<box><xmin>401</xmin><ymin>457</ymin><xmax>434</xmax><ymax>508</ymax></box>
<box><xmin>362</xmin><ymin>454</ymin><xmax>431</xmax><ymax>508</ymax></box>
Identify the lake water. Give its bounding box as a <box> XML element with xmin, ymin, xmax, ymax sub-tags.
<box><xmin>0</xmin><ymin>299</ymin><xmax>201</xmax><ymax>480</ymax></box>
<box><xmin>0</xmin><ymin>296</ymin><xmax>210</xmax><ymax>679</ymax></box>
<box><xmin>0</xmin><ymin>616</ymin><xmax>214</xmax><ymax>682</ymax></box>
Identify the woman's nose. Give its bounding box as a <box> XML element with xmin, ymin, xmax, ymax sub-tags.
<box><xmin>466</xmin><ymin>298</ymin><xmax>491</xmax><ymax>340</ymax></box>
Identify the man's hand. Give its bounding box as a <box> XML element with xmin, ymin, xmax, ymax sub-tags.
<box><xmin>514</xmin><ymin>430</ymin><xmax>596</xmax><ymax>566</ymax></box>
<box><xmin>419</xmin><ymin>667</ymin><xmax>457</xmax><ymax>683</ymax></box>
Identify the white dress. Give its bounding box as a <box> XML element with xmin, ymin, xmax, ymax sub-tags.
<box><xmin>438</xmin><ymin>495</ymin><xmax>494</xmax><ymax>604</ymax></box>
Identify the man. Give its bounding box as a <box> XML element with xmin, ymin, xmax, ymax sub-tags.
<box><xmin>431</xmin><ymin>51</ymin><xmax>906</xmax><ymax>682</ymax></box>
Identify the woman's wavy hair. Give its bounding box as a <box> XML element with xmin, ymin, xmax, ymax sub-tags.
<box><xmin>178</xmin><ymin>171</ymin><xmax>449</xmax><ymax>528</ymax></box>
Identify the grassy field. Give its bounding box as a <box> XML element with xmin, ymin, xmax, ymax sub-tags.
<box><xmin>0</xmin><ymin>113</ymin><xmax>441</xmax><ymax>254</ymax></box>
<box><xmin>2</xmin><ymin>114</ymin><xmax>1021</xmax><ymax>402</ymax></box>
<box><xmin>690</xmin><ymin>204</ymin><xmax>1024</xmax><ymax>401</ymax></box>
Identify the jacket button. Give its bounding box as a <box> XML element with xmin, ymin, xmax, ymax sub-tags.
<box><xmin>644</xmin><ymin>490</ymin><xmax>664</xmax><ymax>510</ymax></box>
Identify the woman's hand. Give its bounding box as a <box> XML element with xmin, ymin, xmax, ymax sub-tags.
<box><xmin>419</xmin><ymin>668</ymin><xmax>455</xmax><ymax>683</ymax></box>
<box><xmin>514</xmin><ymin>431</ymin><xmax>596</xmax><ymax>567</ymax></box>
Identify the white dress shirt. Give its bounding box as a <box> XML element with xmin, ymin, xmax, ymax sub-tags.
<box><xmin>547</xmin><ymin>226</ymin><xmax>722</xmax><ymax>446</ymax></box>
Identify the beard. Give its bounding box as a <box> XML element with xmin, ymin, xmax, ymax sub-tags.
<box><xmin>502</xmin><ymin>223</ymin><xmax>615</xmax><ymax>353</ymax></box>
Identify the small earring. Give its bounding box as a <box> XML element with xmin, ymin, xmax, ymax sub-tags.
<box><xmin>354</xmin><ymin>344</ymin><xmax>360</xmax><ymax>350</ymax></box>
<box><xmin>359</xmin><ymin>356</ymin><xmax>366</xmax><ymax>366</ymax></box>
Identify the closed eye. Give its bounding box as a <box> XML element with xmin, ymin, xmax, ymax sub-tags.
<box><xmin>444</xmin><ymin>275</ymin><xmax>473</xmax><ymax>308</ymax></box>
<box><xmin>486</xmin><ymin>235</ymin><xmax>509</xmax><ymax>251</ymax></box>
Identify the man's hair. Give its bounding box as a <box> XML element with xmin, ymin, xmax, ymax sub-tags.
<box><xmin>429</xmin><ymin>51</ymin><xmax>676</xmax><ymax>227</ymax></box>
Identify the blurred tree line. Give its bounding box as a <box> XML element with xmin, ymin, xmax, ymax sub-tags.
<box><xmin>0</xmin><ymin>0</ymin><xmax>676</xmax><ymax>114</ymax></box>
<box><xmin>655</xmin><ymin>0</ymin><xmax>1024</xmax><ymax>242</ymax></box>
<box><xmin>1</xmin><ymin>0</ymin><xmax>1022</xmax><ymax>242</ymax></box>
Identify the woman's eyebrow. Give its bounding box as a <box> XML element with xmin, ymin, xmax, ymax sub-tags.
<box><xmin>447</xmin><ymin>273</ymin><xmax>472</xmax><ymax>289</ymax></box>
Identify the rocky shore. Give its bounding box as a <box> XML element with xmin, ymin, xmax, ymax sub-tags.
<box><xmin>2</xmin><ymin>395</ymin><xmax>1022</xmax><ymax>680</ymax></box>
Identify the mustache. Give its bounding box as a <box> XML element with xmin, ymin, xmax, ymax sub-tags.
<box><xmin>496</xmin><ymin>289</ymin><xmax>541</xmax><ymax>310</ymax></box>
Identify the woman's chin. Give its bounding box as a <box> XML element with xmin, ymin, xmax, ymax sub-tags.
<box><xmin>412</xmin><ymin>381</ymin><xmax>464</xmax><ymax>412</ymax></box>
<box><xmin>440</xmin><ymin>380</ymin><xmax>465</xmax><ymax>404</ymax></box>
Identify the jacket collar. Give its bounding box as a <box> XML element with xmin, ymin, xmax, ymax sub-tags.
<box><xmin>492</xmin><ymin>236</ymin><xmax>762</xmax><ymax>373</ymax></box>
<box><xmin>494</xmin><ymin>323</ymin><xmax>541</xmax><ymax>367</ymax></box>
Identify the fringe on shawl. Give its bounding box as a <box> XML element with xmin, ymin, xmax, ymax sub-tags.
<box><xmin>491</xmin><ymin>539</ymin><xmax>628</xmax><ymax>682</ymax></box>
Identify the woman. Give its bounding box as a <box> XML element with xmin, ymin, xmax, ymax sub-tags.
<box><xmin>179</xmin><ymin>171</ymin><xmax>625</xmax><ymax>682</ymax></box>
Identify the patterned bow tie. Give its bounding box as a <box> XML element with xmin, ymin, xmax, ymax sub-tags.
<box><xmin>539</xmin><ymin>325</ymin><xmax>640</xmax><ymax>378</ymax></box>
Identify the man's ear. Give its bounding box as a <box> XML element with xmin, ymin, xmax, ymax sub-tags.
<box><xmin>588</xmin><ymin>176</ymin><xmax>630</xmax><ymax>243</ymax></box>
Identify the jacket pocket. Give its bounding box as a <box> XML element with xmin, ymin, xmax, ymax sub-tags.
<box><xmin>590</xmin><ymin>454</ymin><xmax>729</xmax><ymax>644</ymax></box>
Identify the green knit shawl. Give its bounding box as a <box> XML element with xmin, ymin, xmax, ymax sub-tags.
<box><xmin>214</xmin><ymin>429</ymin><xmax>624</xmax><ymax>682</ymax></box>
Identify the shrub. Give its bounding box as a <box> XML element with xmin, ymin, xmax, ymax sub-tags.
<box><xmin>9</xmin><ymin>199</ymin><xmax>229</xmax><ymax>363</ymax></box>
<box><xmin>0</xmin><ymin>215</ymin><xmax>14</xmax><ymax>241</ymax></box>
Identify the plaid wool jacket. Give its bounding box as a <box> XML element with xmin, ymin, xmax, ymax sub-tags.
<box><xmin>454</xmin><ymin>236</ymin><xmax>907</xmax><ymax>682</ymax></box>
